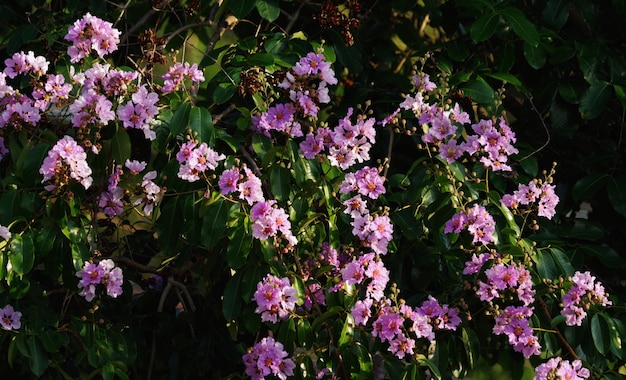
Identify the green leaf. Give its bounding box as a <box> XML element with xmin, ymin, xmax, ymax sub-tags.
<box><xmin>27</xmin><ymin>336</ymin><xmax>48</xmax><ymax>376</ymax></box>
<box><xmin>156</xmin><ymin>198</ymin><xmax>182</xmax><ymax>254</ymax></box>
<box><xmin>607</xmin><ymin>177</ymin><xmax>626</xmax><ymax>216</ymax></box>
<box><xmin>571</xmin><ymin>173</ymin><xmax>608</xmax><ymax>201</ymax></box>
<box><xmin>534</xmin><ymin>250</ymin><xmax>558</xmax><ymax>280</ymax></box>
<box><xmin>338</xmin><ymin>314</ymin><xmax>354</xmax><ymax>349</ymax></box>
<box><xmin>542</xmin><ymin>0</ymin><xmax>570</xmax><ymax>29</ymax></box>
<box><xmin>614</xmin><ymin>84</ymin><xmax>626</xmax><ymax>108</ymax></box>
<box><xmin>222</xmin><ymin>272</ymin><xmax>243</xmax><ymax>321</ymax></box>
<box><xmin>419</xmin><ymin>357</ymin><xmax>442</xmax><ymax>380</ymax></box>
<box><xmin>484</xmin><ymin>72</ymin><xmax>529</xmax><ymax>95</ymax></box>
<box><xmin>188</xmin><ymin>106</ymin><xmax>214</xmax><ymax>145</ymax></box>
<box><xmin>591</xmin><ymin>313</ymin><xmax>610</xmax><ymax>355</ymax></box>
<box><xmin>169</xmin><ymin>102</ymin><xmax>191</xmax><ymax>136</ymax></box>
<box><xmin>461</xmin><ymin>327</ymin><xmax>480</xmax><ymax>369</ymax></box>
<box><xmin>470</xmin><ymin>13</ymin><xmax>500</xmax><ymax>43</ymax></box>
<box><xmin>230</xmin><ymin>0</ymin><xmax>256</xmax><ymax>19</ymax></box>
<box><xmin>550</xmin><ymin>248</ymin><xmax>575</xmax><ymax>277</ymax></box>
<box><xmin>9</xmin><ymin>233</ymin><xmax>34</xmax><ymax>275</ymax></box>
<box><xmin>278</xmin><ymin>318</ymin><xmax>296</xmax><ymax>351</ymax></box>
<box><xmin>201</xmin><ymin>198</ymin><xmax>229</xmax><ymax>248</ymax></box>
<box><xmin>500</xmin><ymin>7</ymin><xmax>540</xmax><ymax>46</ymax></box>
<box><xmin>225</xmin><ymin>222</ymin><xmax>252</xmax><ymax>270</ymax></box>
<box><xmin>518</xmin><ymin>156</ymin><xmax>538</xmax><ymax>176</ymax></box>
<box><xmin>579</xmin><ymin>81</ymin><xmax>612</xmax><ymax>120</ymax></box>
<box><xmin>460</xmin><ymin>79</ymin><xmax>495</xmax><ymax>104</ymax></box>
<box><xmin>247</xmin><ymin>53</ymin><xmax>275</xmax><ymax>66</ymax></box>
<box><xmin>269</xmin><ymin>166</ymin><xmax>291</xmax><ymax>202</ymax></box>
<box><xmin>213</xmin><ymin>82</ymin><xmax>237</xmax><ymax>105</ymax></box>
<box><xmin>256</xmin><ymin>0</ymin><xmax>280</xmax><ymax>22</ymax></box>
<box><xmin>523</xmin><ymin>42</ymin><xmax>546</xmax><ymax>69</ymax></box>
<box><xmin>111</xmin><ymin>127</ymin><xmax>131</xmax><ymax>164</ymax></box>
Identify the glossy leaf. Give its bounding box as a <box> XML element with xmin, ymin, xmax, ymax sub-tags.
<box><xmin>591</xmin><ymin>313</ymin><xmax>610</xmax><ymax>355</ymax></box>
<box><xmin>111</xmin><ymin>127</ymin><xmax>131</xmax><ymax>164</ymax></box>
<box><xmin>571</xmin><ymin>173</ymin><xmax>608</xmax><ymax>201</ymax></box>
<box><xmin>201</xmin><ymin>197</ymin><xmax>229</xmax><ymax>249</ymax></box>
<box><xmin>225</xmin><ymin>222</ymin><xmax>252</xmax><ymax>270</ymax></box>
<box><xmin>500</xmin><ymin>7</ymin><xmax>539</xmax><ymax>47</ymax></box>
<box><xmin>189</xmin><ymin>106</ymin><xmax>214</xmax><ymax>145</ymax></box>
<box><xmin>230</xmin><ymin>0</ymin><xmax>256</xmax><ymax>18</ymax></box>
<box><xmin>256</xmin><ymin>0</ymin><xmax>280</xmax><ymax>22</ymax></box>
<box><xmin>579</xmin><ymin>81</ymin><xmax>612</xmax><ymax>120</ymax></box>
<box><xmin>470</xmin><ymin>13</ymin><xmax>499</xmax><ymax>43</ymax></box>
<box><xmin>169</xmin><ymin>101</ymin><xmax>191</xmax><ymax>136</ymax></box>
<box><xmin>460</xmin><ymin>79</ymin><xmax>495</xmax><ymax>104</ymax></box>
<box><xmin>27</xmin><ymin>336</ymin><xmax>47</xmax><ymax>376</ymax></box>
<box><xmin>9</xmin><ymin>233</ymin><xmax>34</xmax><ymax>275</ymax></box>
<box><xmin>269</xmin><ymin>165</ymin><xmax>291</xmax><ymax>202</ymax></box>
<box><xmin>523</xmin><ymin>42</ymin><xmax>546</xmax><ymax>69</ymax></box>
<box><xmin>607</xmin><ymin>177</ymin><xmax>626</xmax><ymax>216</ymax></box>
<box><xmin>222</xmin><ymin>272</ymin><xmax>243</xmax><ymax>321</ymax></box>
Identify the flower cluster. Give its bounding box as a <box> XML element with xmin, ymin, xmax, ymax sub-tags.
<box><xmin>534</xmin><ymin>357</ymin><xmax>590</xmax><ymax>380</ymax></box>
<box><xmin>342</xmin><ymin>252</ymin><xmax>389</xmax><ymax>301</ymax></box>
<box><xmin>561</xmin><ymin>271</ymin><xmax>612</xmax><ymax>326</ymax></box>
<box><xmin>501</xmin><ymin>179</ymin><xmax>559</xmax><ymax>219</ymax></box>
<box><xmin>0</xmin><ymin>304</ymin><xmax>21</xmax><ymax>331</ymax></box>
<box><xmin>476</xmin><ymin>261</ymin><xmax>535</xmax><ymax>306</ymax></box>
<box><xmin>250</xmin><ymin>200</ymin><xmax>298</xmax><ymax>246</ymax></box>
<box><xmin>365</xmin><ymin>296</ymin><xmax>461</xmax><ymax>360</ymax></box>
<box><xmin>253</xmin><ymin>274</ymin><xmax>299</xmax><ymax>323</ymax></box>
<box><xmin>444</xmin><ymin>204</ymin><xmax>496</xmax><ymax>245</ymax></box>
<box><xmin>161</xmin><ymin>62</ymin><xmax>205</xmax><ymax>93</ymax></box>
<box><xmin>117</xmin><ymin>85</ymin><xmax>160</xmax><ymax>140</ymax></box>
<box><xmin>76</xmin><ymin>259</ymin><xmax>124</xmax><ymax>302</ymax></box>
<box><xmin>176</xmin><ymin>140</ymin><xmax>226</xmax><ymax>182</ymax></box>
<box><xmin>493</xmin><ymin>305</ymin><xmax>541</xmax><ymax>358</ymax></box>
<box><xmin>40</xmin><ymin>135</ymin><xmax>93</xmax><ymax>190</ymax></box>
<box><xmin>242</xmin><ymin>336</ymin><xmax>295</xmax><ymax>380</ymax></box>
<box><xmin>64</xmin><ymin>13</ymin><xmax>121</xmax><ymax>63</ymax></box>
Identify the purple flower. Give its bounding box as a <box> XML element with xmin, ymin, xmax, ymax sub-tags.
<box><xmin>243</xmin><ymin>336</ymin><xmax>295</xmax><ymax>380</ymax></box>
<box><xmin>534</xmin><ymin>357</ymin><xmax>590</xmax><ymax>380</ymax></box>
<box><xmin>445</xmin><ymin>204</ymin><xmax>495</xmax><ymax>245</ymax></box>
<box><xmin>40</xmin><ymin>135</ymin><xmax>93</xmax><ymax>190</ymax></box>
<box><xmin>218</xmin><ymin>168</ymin><xmax>241</xmax><ymax>195</ymax></box>
<box><xmin>65</xmin><ymin>13</ymin><xmax>121</xmax><ymax>62</ymax></box>
<box><xmin>253</xmin><ymin>274</ymin><xmax>299</xmax><ymax>323</ymax></box>
<box><xmin>76</xmin><ymin>259</ymin><xmax>124</xmax><ymax>301</ymax></box>
<box><xmin>561</xmin><ymin>271</ymin><xmax>611</xmax><ymax>326</ymax></box>
<box><xmin>351</xmin><ymin>298</ymin><xmax>373</xmax><ymax>326</ymax></box>
<box><xmin>0</xmin><ymin>225</ymin><xmax>10</xmax><ymax>240</ymax></box>
<box><xmin>99</xmin><ymin>187</ymin><xmax>124</xmax><ymax>217</ymax></box>
<box><xmin>161</xmin><ymin>62</ymin><xmax>205</xmax><ymax>94</ymax></box>
<box><xmin>0</xmin><ymin>304</ymin><xmax>22</xmax><ymax>330</ymax></box>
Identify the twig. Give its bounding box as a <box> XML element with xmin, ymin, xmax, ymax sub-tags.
<box><xmin>537</xmin><ymin>297</ymin><xmax>580</xmax><ymax>360</ymax></box>
<box><xmin>212</xmin><ymin>103</ymin><xmax>237</xmax><ymax>125</ymax></box>
<box><xmin>285</xmin><ymin>3</ymin><xmax>305</xmax><ymax>34</ymax></box>
<box><xmin>518</xmin><ymin>95</ymin><xmax>551</xmax><ymax>161</ymax></box>
<box><xmin>382</xmin><ymin>125</ymin><xmax>395</xmax><ymax>179</ymax></box>
<box><xmin>114</xmin><ymin>256</ymin><xmax>159</xmax><ymax>274</ymax></box>
<box><xmin>164</xmin><ymin>20</ymin><xmax>213</xmax><ymax>46</ymax></box>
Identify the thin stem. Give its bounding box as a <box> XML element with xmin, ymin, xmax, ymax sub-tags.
<box><xmin>537</xmin><ymin>297</ymin><xmax>579</xmax><ymax>361</ymax></box>
<box><xmin>518</xmin><ymin>96</ymin><xmax>551</xmax><ymax>161</ymax></box>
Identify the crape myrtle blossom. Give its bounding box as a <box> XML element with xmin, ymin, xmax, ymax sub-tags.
<box><xmin>32</xmin><ymin>73</ymin><xmax>73</xmax><ymax>109</ymax></box>
<box><xmin>0</xmin><ymin>304</ymin><xmax>22</xmax><ymax>331</ymax></box>
<box><xmin>176</xmin><ymin>140</ymin><xmax>226</xmax><ymax>182</ymax></box>
<box><xmin>341</xmin><ymin>252</ymin><xmax>389</xmax><ymax>301</ymax></box>
<box><xmin>116</xmin><ymin>85</ymin><xmax>159</xmax><ymax>140</ymax></box>
<box><xmin>0</xmin><ymin>224</ymin><xmax>11</xmax><ymax>240</ymax></box>
<box><xmin>3</xmin><ymin>51</ymin><xmax>49</xmax><ymax>79</ymax></box>
<box><xmin>0</xmin><ymin>94</ymin><xmax>41</xmax><ymax>129</ymax></box>
<box><xmin>493</xmin><ymin>305</ymin><xmax>541</xmax><ymax>358</ymax></box>
<box><xmin>501</xmin><ymin>179</ymin><xmax>559</xmax><ymax>219</ymax></box>
<box><xmin>40</xmin><ymin>135</ymin><xmax>93</xmax><ymax>190</ymax></box>
<box><xmin>242</xmin><ymin>336</ymin><xmax>295</xmax><ymax>380</ymax></box>
<box><xmin>475</xmin><ymin>261</ymin><xmax>535</xmax><ymax>306</ymax></box>
<box><xmin>64</xmin><ymin>13</ymin><xmax>121</xmax><ymax>63</ymax></box>
<box><xmin>161</xmin><ymin>62</ymin><xmax>205</xmax><ymax>94</ymax></box>
<box><xmin>368</xmin><ymin>297</ymin><xmax>460</xmax><ymax>360</ymax></box>
<box><xmin>76</xmin><ymin>259</ymin><xmax>124</xmax><ymax>302</ymax></box>
<box><xmin>534</xmin><ymin>357</ymin><xmax>590</xmax><ymax>380</ymax></box>
<box><xmin>250</xmin><ymin>200</ymin><xmax>298</xmax><ymax>246</ymax></box>
<box><xmin>253</xmin><ymin>274</ymin><xmax>299</xmax><ymax>323</ymax></box>
<box><xmin>561</xmin><ymin>271</ymin><xmax>612</xmax><ymax>326</ymax></box>
<box><xmin>444</xmin><ymin>204</ymin><xmax>496</xmax><ymax>245</ymax></box>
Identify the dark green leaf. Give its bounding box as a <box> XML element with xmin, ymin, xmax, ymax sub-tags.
<box><xmin>111</xmin><ymin>127</ymin><xmax>131</xmax><ymax>164</ymax></box>
<box><xmin>269</xmin><ymin>166</ymin><xmax>291</xmax><ymax>202</ymax></box>
<box><xmin>518</xmin><ymin>156</ymin><xmax>538</xmax><ymax>177</ymax></box>
<box><xmin>225</xmin><ymin>222</ymin><xmax>252</xmax><ymax>270</ymax></box>
<box><xmin>550</xmin><ymin>248</ymin><xmax>575</xmax><ymax>277</ymax></box>
<box><xmin>523</xmin><ymin>42</ymin><xmax>546</xmax><ymax>69</ymax></box>
<box><xmin>189</xmin><ymin>106</ymin><xmax>214</xmax><ymax>145</ymax></box>
<box><xmin>470</xmin><ymin>13</ymin><xmax>500</xmax><ymax>43</ymax></box>
<box><xmin>534</xmin><ymin>250</ymin><xmax>558</xmax><ymax>280</ymax></box>
<box><xmin>247</xmin><ymin>53</ymin><xmax>275</xmax><ymax>66</ymax></box>
<box><xmin>559</xmin><ymin>78</ymin><xmax>587</xmax><ymax>104</ymax></box>
<box><xmin>338</xmin><ymin>314</ymin><xmax>354</xmax><ymax>348</ymax></box>
<box><xmin>9</xmin><ymin>233</ymin><xmax>34</xmax><ymax>275</ymax></box>
<box><xmin>278</xmin><ymin>318</ymin><xmax>296</xmax><ymax>351</ymax></box>
<box><xmin>461</xmin><ymin>327</ymin><xmax>480</xmax><ymax>368</ymax></box>
<box><xmin>230</xmin><ymin>0</ymin><xmax>256</xmax><ymax>19</ymax></box>
<box><xmin>460</xmin><ymin>79</ymin><xmax>495</xmax><ymax>104</ymax></box>
<box><xmin>571</xmin><ymin>173</ymin><xmax>608</xmax><ymax>201</ymax></box>
<box><xmin>591</xmin><ymin>313</ymin><xmax>610</xmax><ymax>355</ymax></box>
<box><xmin>156</xmin><ymin>198</ymin><xmax>182</xmax><ymax>254</ymax></box>
<box><xmin>500</xmin><ymin>7</ymin><xmax>540</xmax><ymax>47</ymax></box>
<box><xmin>579</xmin><ymin>82</ymin><xmax>612</xmax><ymax>120</ymax></box>
<box><xmin>256</xmin><ymin>0</ymin><xmax>280</xmax><ymax>22</ymax></box>
<box><xmin>607</xmin><ymin>177</ymin><xmax>626</xmax><ymax>216</ymax></box>
<box><xmin>614</xmin><ymin>84</ymin><xmax>626</xmax><ymax>108</ymax></box>
<box><xmin>213</xmin><ymin>82</ymin><xmax>237</xmax><ymax>105</ymax></box>
<box><xmin>542</xmin><ymin>0</ymin><xmax>570</xmax><ymax>29</ymax></box>
<box><xmin>222</xmin><ymin>272</ymin><xmax>242</xmax><ymax>321</ymax></box>
<box><xmin>169</xmin><ymin>102</ymin><xmax>191</xmax><ymax>136</ymax></box>
<box><xmin>201</xmin><ymin>198</ymin><xmax>229</xmax><ymax>248</ymax></box>
<box><xmin>27</xmin><ymin>336</ymin><xmax>47</xmax><ymax>376</ymax></box>
<box><xmin>484</xmin><ymin>72</ymin><xmax>529</xmax><ymax>94</ymax></box>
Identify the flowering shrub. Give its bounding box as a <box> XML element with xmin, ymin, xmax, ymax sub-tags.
<box><xmin>0</xmin><ymin>2</ymin><xmax>624</xmax><ymax>380</ymax></box>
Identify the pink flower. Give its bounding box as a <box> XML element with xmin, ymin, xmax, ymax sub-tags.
<box><xmin>40</xmin><ymin>135</ymin><xmax>93</xmax><ymax>190</ymax></box>
<box><xmin>0</xmin><ymin>225</ymin><xmax>10</xmax><ymax>240</ymax></box>
<box><xmin>534</xmin><ymin>357</ymin><xmax>590</xmax><ymax>380</ymax></box>
<box><xmin>561</xmin><ymin>271</ymin><xmax>611</xmax><ymax>326</ymax></box>
<box><xmin>161</xmin><ymin>62</ymin><xmax>205</xmax><ymax>93</ymax></box>
<box><xmin>242</xmin><ymin>336</ymin><xmax>295</xmax><ymax>380</ymax></box>
<box><xmin>0</xmin><ymin>304</ymin><xmax>22</xmax><ymax>330</ymax></box>
<box><xmin>65</xmin><ymin>13</ymin><xmax>121</xmax><ymax>62</ymax></box>
<box><xmin>253</xmin><ymin>274</ymin><xmax>298</xmax><ymax>323</ymax></box>
<box><xmin>351</xmin><ymin>299</ymin><xmax>373</xmax><ymax>326</ymax></box>
<box><xmin>76</xmin><ymin>259</ymin><xmax>124</xmax><ymax>301</ymax></box>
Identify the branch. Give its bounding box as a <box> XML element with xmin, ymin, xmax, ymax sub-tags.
<box><xmin>537</xmin><ymin>297</ymin><xmax>580</xmax><ymax>361</ymax></box>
